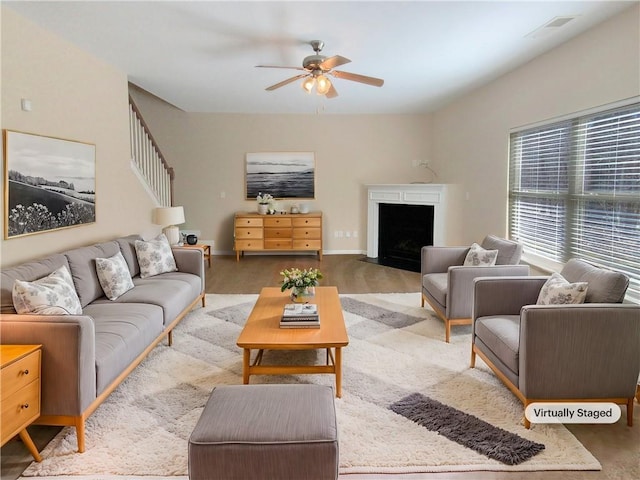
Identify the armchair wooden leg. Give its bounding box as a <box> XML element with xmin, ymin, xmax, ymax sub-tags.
<box><xmin>421</xmin><ymin>293</ymin><xmax>425</xmax><ymax>308</ymax></box>
<box><xmin>627</xmin><ymin>398</ymin><xmax>634</xmax><ymax>427</ymax></box>
<box><xmin>470</xmin><ymin>346</ymin><xmax>476</xmax><ymax>368</ymax></box>
<box><xmin>445</xmin><ymin>320</ymin><xmax>451</xmax><ymax>343</ymax></box>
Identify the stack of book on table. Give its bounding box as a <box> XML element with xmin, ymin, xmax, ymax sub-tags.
<box><xmin>280</xmin><ymin>303</ymin><xmax>320</xmax><ymax>328</ymax></box>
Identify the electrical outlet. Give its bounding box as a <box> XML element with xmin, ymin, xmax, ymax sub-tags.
<box><xmin>353</xmin><ymin>231</ymin><xmax>358</xmax><ymax>238</ymax></box>
<box><xmin>220</xmin><ymin>191</ymin><xmax>226</xmax><ymax>199</ymax></box>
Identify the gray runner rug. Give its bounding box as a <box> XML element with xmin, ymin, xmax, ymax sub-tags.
<box><xmin>390</xmin><ymin>392</ymin><xmax>545</xmax><ymax>465</ymax></box>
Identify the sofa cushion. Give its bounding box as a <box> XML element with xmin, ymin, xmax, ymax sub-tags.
<box><xmin>463</xmin><ymin>243</ymin><xmax>498</xmax><ymax>266</ymax></box>
<box><xmin>560</xmin><ymin>259</ymin><xmax>629</xmax><ymax>303</ymax></box>
<box><xmin>1</xmin><ymin>253</ymin><xmax>69</xmax><ymax>314</ymax></box>
<box><xmin>83</xmin><ymin>302</ymin><xmax>164</xmax><ymax>394</ymax></box>
<box><xmin>116</xmin><ymin>234</ymin><xmax>143</xmax><ymax>277</ymax></box>
<box><xmin>65</xmin><ymin>241</ymin><xmax>120</xmax><ymax>307</ymax></box>
<box><xmin>474</xmin><ymin>315</ymin><xmax>521</xmax><ymax>375</ymax></box>
<box><xmin>134</xmin><ymin>234</ymin><xmax>178</xmax><ymax>279</ymax></box>
<box><xmin>92</xmin><ymin>276</ymin><xmax>198</xmax><ymax>326</ymax></box>
<box><xmin>95</xmin><ymin>252</ymin><xmax>135</xmax><ymax>301</ymax></box>
<box><xmin>12</xmin><ymin>265</ymin><xmax>82</xmax><ymax>315</ymax></box>
<box><xmin>536</xmin><ymin>272</ymin><xmax>588</xmax><ymax>305</ymax></box>
<box><xmin>481</xmin><ymin>235</ymin><xmax>522</xmax><ymax>265</ymax></box>
<box><xmin>423</xmin><ymin>273</ymin><xmax>448</xmax><ymax>306</ymax></box>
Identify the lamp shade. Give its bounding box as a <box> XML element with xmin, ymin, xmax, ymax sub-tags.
<box><xmin>153</xmin><ymin>206</ymin><xmax>185</xmax><ymax>226</ymax></box>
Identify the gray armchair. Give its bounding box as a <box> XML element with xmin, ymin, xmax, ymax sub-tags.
<box><xmin>471</xmin><ymin>259</ymin><xmax>640</xmax><ymax>428</ymax></box>
<box><xmin>421</xmin><ymin>235</ymin><xmax>528</xmax><ymax>342</ymax></box>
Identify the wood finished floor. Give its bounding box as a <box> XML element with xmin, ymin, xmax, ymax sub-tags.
<box><xmin>2</xmin><ymin>254</ymin><xmax>638</xmax><ymax>480</ymax></box>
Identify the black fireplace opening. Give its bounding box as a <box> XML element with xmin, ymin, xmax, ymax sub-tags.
<box><xmin>378</xmin><ymin>203</ymin><xmax>434</xmax><ymax>272</ymax></box>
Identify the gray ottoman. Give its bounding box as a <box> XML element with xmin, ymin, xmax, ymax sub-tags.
<box><xmin>188</xmin><ymin>384</ymin><xmax>339</xmax><ymax>480</ymax></box>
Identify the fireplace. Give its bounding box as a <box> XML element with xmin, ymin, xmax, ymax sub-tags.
<box><xmin>378</xmin><ymin>203</ymin><xmax>434</xmax><ymax>271</ymax></box>
<box><xmin>367</xmin><ymin>184</ymin><xmax>448</xmax><ymax>271</ymax></box>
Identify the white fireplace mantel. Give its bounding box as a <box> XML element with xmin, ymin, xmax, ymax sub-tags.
<box><xmin>366</xmin><ymin>184</ymin><xmax>448</xmax><ymax>258</ymax></box>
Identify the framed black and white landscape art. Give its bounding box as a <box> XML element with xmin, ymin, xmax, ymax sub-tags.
<box><xmin>245</xmin><ymin>152</ymin><xmax>315</xmax><ymax>200</ymax></box>
<box><xmin>3</xmin><ymin>130</ymin><xmax>96</xmax><ymax>239</ymax></box>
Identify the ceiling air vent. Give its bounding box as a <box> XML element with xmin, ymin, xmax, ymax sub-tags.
<box><xmin>526</xmin><ymin>16</ymin><xmax>578</xmax><ymax>39</ymax></box>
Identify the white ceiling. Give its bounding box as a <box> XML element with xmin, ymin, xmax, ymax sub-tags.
<box><xmin>5</xmin><ymin>1</ymin><xmax>635</xmax><ymax>114</ymax></box>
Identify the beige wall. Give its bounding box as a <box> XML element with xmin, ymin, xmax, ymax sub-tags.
<box><xmin>130</xmin><ymin>86</ymin><xmax>434</xmax><ymax>253</ymax></box>
<box><xmin>431</xmin><ymin>4</ymin><xmax>640</xmax><ymax>245</ymax></box>
<box><xmin>1</xmin><ymin>8</ymin><xmax>159</xmax><ymax>267</ymax></box>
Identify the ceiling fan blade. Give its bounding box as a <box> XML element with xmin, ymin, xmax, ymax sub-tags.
<box><xmin>331</xmin><ymin>70</ymin><xmax>384</xmax><ymax>87</ymax></box>
<box><xmin>265</xmin><ymin>74</ymin><xmax>308</xmax><ymax>91</ymax></box>
<box><xmin>256</xmin><ymin>65</ymin><xmax>306</xmax><ymax>71</ymax></box>
<box><xmin>319</xmin><ymin>55</ymin><xmax>351</xmax><ymax>70</ymax></box>
<box><xmin>325</xmin><ymin>83</ymin><xmax>339</xmax><ymax>99</ymax></box>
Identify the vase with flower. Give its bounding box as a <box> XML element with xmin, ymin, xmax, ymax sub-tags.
<box><xmin>280</xmin><ymin>267</ymin><xmax>323</xmax><ymax>303</ymax></box>
<box><xmin>256</xmin><ymin>192</ymin><xmax>274</xmax><ymax>215</ymax></box>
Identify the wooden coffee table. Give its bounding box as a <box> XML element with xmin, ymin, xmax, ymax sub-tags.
<box><xmin>236</xmin><ymin>286</ymin><xmax>349</xmax><ymax>397</ymax></box>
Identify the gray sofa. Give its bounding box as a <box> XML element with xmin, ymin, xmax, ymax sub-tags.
<box><xmin>0</xmin><ymin>234</ymin><xmax>206</xmax><ymax>452</ymax></box>
<box><xmin>471</xmin><ymin>259</ymin><xmax>640</xmax><ymax>428</ymax></box>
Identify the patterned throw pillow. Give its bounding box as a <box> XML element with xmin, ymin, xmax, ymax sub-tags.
<box><xmin>96</xmin><ymin>251</ymin><xmax>135</xmax><ymax>300</ymax></box>
<box><xmin>12</xmin><ymin>265</ymin><xmax>82</xmax><ymax>315</ymax></box>
<box><xmin>463</xmin><ymin>243</ymin><xmax>498</xmax><ymax>266</ymax></box>
<box><xmin>537</xmin><ymin>272</ymin><xmax>588</xmax><ymax>305</ymax></box>
<box><xmin>134</xmin><ymin>234</ymin><xmax>178</xmax><ymax>279</ymax></box>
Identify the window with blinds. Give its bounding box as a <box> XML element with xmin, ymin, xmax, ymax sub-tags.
<box><xmin>509</xmin><ymin>102</ymin><xmax>640</xmax><ymax>301</ymax></box>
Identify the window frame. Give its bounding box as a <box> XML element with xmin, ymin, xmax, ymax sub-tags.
<box><xmin>508</xmin><ymin>97</ymin><xmax>640</xmax><ymax>302</ymax></box>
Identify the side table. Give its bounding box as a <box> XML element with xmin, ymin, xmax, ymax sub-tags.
<box><xmin>182</xmin><ymin>244</ymin><xmax>211</xmax><ymax>268</ymax></box>
<box><xmin>1</xmin><ymin>344</ymin><xmax>43</xmax><ymax>462</ymax></box>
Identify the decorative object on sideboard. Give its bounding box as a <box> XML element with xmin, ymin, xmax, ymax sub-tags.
<box><xmin>256</xmin><ymin>192</ymin><xmax>273</xmax><ymax>215</ymax></box>
<box><xmin>153</xmin><ymin>206</ymin><xmax>185</xmax><ymax>245</ymax></box>
<box><xmin>3</xmin><ymin>130</ymin><xmax>96</xmax><ymax>239</ymax></box>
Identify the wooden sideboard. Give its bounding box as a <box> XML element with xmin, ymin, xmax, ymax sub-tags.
<box><xmin>234</xmin><ymin>211</ymin><xmax>323</xmax><ymax>261</ymax></box>
<box><xmin>1</xmin><ymin>344</ymin><xmax>43</xmax><ymax>462</ymax></box>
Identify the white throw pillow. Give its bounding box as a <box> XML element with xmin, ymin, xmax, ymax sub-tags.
<box><xmin>537</xmin><ymin>272</ymin><xmax>588</xmax><ymax>305</ymax></box>
<box><xmin>134</xmin><ymin>234</ymin><xmax>178</xmax><ymax>279</ymax></box>
<box><xmin>12</xmin><ymin>265</ymin><xmax>82</xmax><ymax>315</ymax></box>
<box><xmin>96</xmin><ymin>251</ymin><xmax>135</xmax><ymax>300</ymax></box>
<box><xmin>463</xmin><ymin>243</ymin><xmax>498</xmax><ymax>266</ymax></box>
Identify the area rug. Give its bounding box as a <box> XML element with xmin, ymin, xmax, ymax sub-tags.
<box><xmin>21</xmin><ymin>293</ymin><xmax>600</xmax><ymax>478</ymax></box>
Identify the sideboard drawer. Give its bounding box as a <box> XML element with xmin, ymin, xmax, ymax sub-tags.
<box><xmin>235</xmin><ymin>239</ymin><xmax>264</xmax><ymax>251</ymax></box>
<box><xmin>235</xmin><ymin>217</ymin><xmax>264</xmax><ymax>227</ymax></box>
<box><xmin>264</xmin><ymin>239</ymin><xmax>293</xmax><ymax>250</ymax></box>
<box><xmin>1</xmin><ymin>380</ymin><xmax>40</xmax><ymax>442</ymax></box>
<box><xmin>293</xmin><ymin>239</ymin><xmax>322</xmax><ymax>250</ymax></box>
<box><xmin>264</xmin><ymin>228</ymin><xmax>291</xmax><ymax>239</ymax></box>
<box><xmin>292</xmin><ymin>217</ymin><xmax>321</xmax><ymax>228</ymax></box>
<box><xmin>264</xmin><ymin>217</ymin><xmax>292</xmax><ymax>227</ymax></box>
<box><xmin>235</xmin><ymin>228</ymin><xmax>263</xmax><ymax>240</ymax></box>
<box><xmin>1</xmin><ymin>350</ymin><xmax>40</xmax><ymax>398</ymax></box>
<box><xmin>292</xmin><ymin>227</ymin><xmax>321</xmax><ymax>239</ymax></box>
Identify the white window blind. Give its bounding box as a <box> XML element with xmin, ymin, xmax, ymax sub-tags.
<box><xmin>509</xmin><ymin>102</ymin><xmax>640</xmax><ymax>301</ymax></box>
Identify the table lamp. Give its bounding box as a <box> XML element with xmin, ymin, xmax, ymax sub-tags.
<box><xmin>153</xmin><ymin>206</ymin><xmax>185</xmax><ymax>245</ymax></box>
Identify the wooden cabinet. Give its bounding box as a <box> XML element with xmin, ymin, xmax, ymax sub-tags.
<box><xmin>234</xmin><ymin>212</ymin><xmax>323</xmax><ymax>261</ymax></box>
<box><xmin>1</xmin><ymin>345</ymin><xmax>43</xmax><ymax>462</ymax></box>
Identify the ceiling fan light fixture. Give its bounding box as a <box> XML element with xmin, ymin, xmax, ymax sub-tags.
<box><xmin>316</xmin><ymin>75</ymin><xmax>332</xmax><ymax>95</ymax></box>
<box><xmin>302</xmin><ymin>76</ymin><xmax>315</xmax><ymax>93</ymax></box>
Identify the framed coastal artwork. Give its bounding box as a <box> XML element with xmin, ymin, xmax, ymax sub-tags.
<box><xmin>245</xmin><ymin>152</ymin><xmax>315</xmax><ymax>200</ymax></box>
<box><xmin>3</xmin><ymin>130</ymin><xmax>96</xmax><ymax>239</ymax></box>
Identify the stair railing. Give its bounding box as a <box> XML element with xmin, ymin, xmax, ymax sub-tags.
<box><xmin>128</xmin><ymin>95</ymin><xmax>174</xmax><ymax>206</ymax></box>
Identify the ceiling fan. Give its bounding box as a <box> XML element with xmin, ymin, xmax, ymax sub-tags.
<box><xmin>256</xmin><ymin>40</ymin><xmax>384</xmax><ymax>98</ymax></box>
